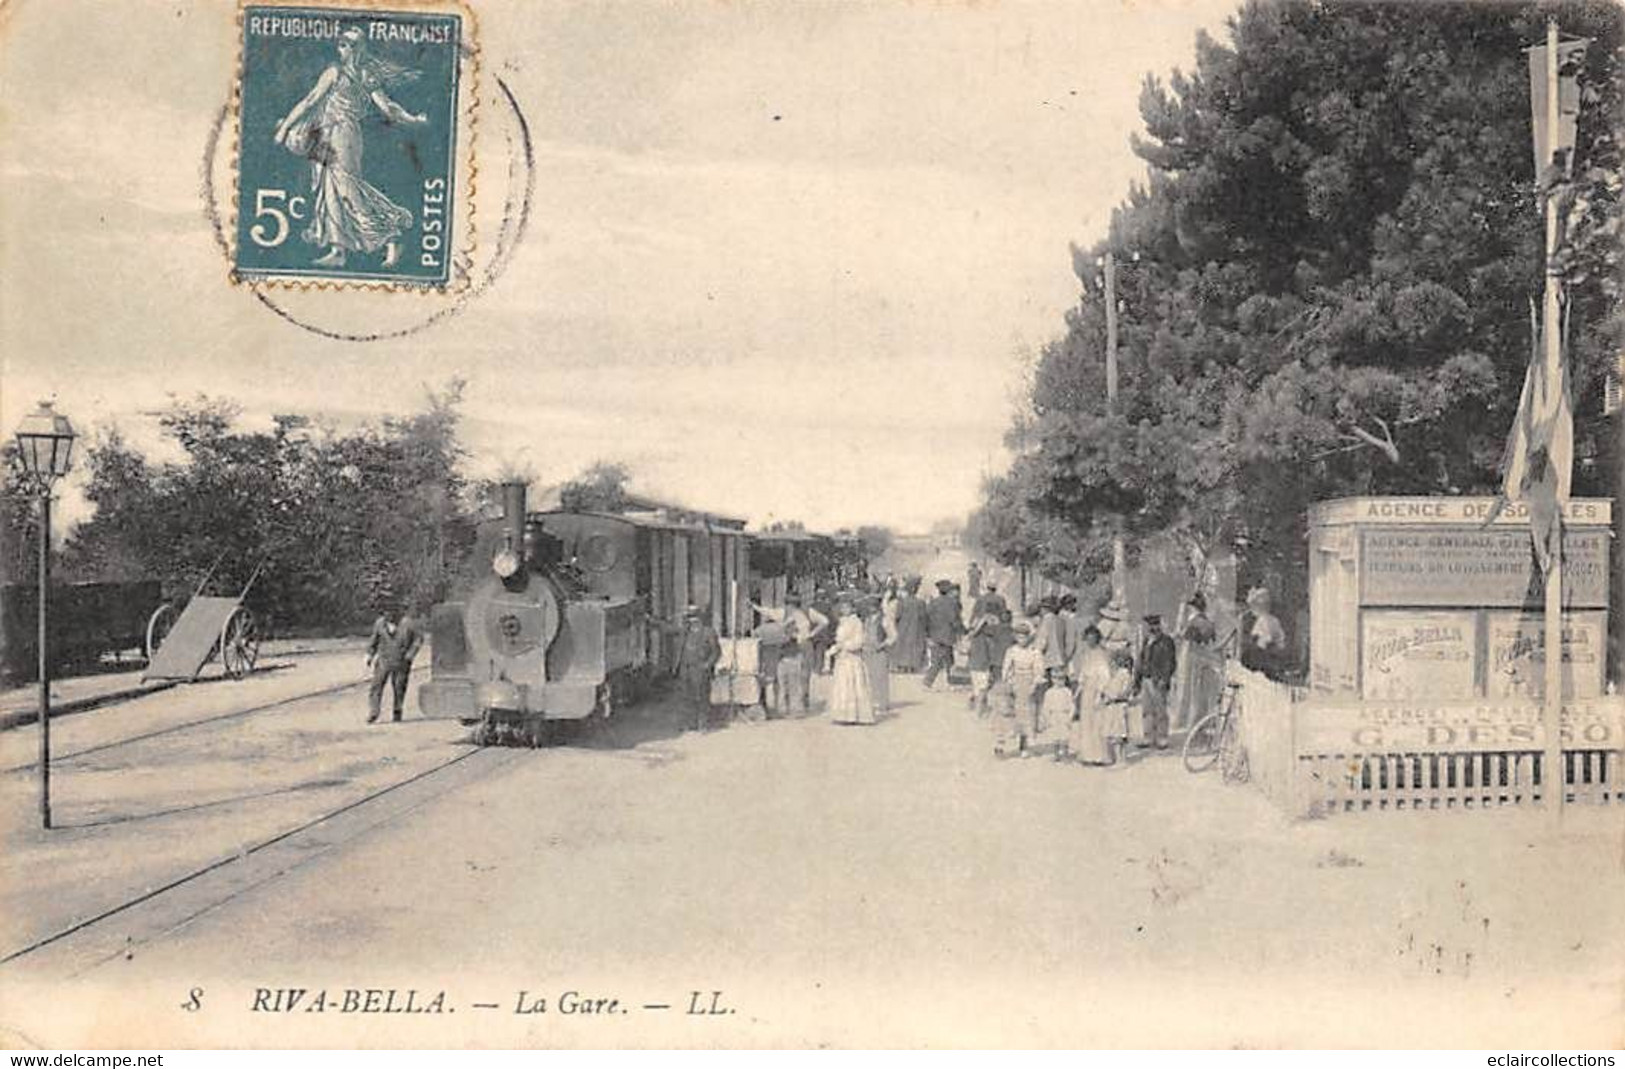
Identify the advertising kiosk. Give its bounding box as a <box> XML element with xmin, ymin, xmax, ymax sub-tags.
<box><xmin>1254</xmin><ymin>496</ymin><xmax>1622</xmax><ymax>813</ymax></box>
<box><xmin>1308</xmin><ymin>497</ymin><xmax>1612</xmax><ymax>703</ymax></box>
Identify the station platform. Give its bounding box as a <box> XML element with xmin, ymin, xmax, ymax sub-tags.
<box><xmin>0</xmin><ymin>646</ymin><xmax>472</xmax><ymax>968</ymax></box>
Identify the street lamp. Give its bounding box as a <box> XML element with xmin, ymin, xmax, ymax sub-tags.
<box><xmin>14</xmin><ymin>400</ymin><xmax>76</xmax><ymax>830</ymax></box>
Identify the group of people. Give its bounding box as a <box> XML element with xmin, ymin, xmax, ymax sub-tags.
<box><xmin>665</xmin><ymin>565</ymin><xmax>1292</xmax><ymax>745</ymax></box>
<box><xmin>670</xmin><ymin>589</ymin><xmax>891</xmax><ymax>730</ymax></box>
<box><xmin>983</xmin><ymin>605</ymin><xmax>1179</xmax><ymax>765</ymax></box>
<box><xmin>969</xmin><ymin>583</ymin><xmax>1291</xmax><ymax>763</ymax></box>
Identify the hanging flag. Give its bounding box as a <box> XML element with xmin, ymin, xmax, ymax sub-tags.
<box><xmin>1528</xmin><ymin>37</ymin><xmax>1587</xmax><ymax>177</ymax></box>
<box><xmin>1500</xmin><ymin>294</ymin><xmax>1573</xmax><ymax>575</ymax></box>
<box><xmin>1492</xmin><ymin>31</ymin><xmax>1586</xmax><ymax>574</ymax></box>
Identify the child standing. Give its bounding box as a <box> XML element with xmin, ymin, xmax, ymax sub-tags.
<box><xmin>1097</xmin><ymin>649</ymin><xmax>1137</xmax><ymax>764</ymax></box>
<box><xmin>1040</xmin><ymin>677</ymin><xmax>1076</xmax><ymax>760</ymax></box>
<box><xmin>995</xmin><ymin>620</ymin><xmax>1046</xmax><ymax>757</ymax></box>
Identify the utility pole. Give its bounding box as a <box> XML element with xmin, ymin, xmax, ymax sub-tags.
<box><xmin>1539</xmin><ymin>18</ymin><xmax>1565</xmax><ymax>821</ymax></box>
<box><xmin>1103</xmin><ymin>251</ymin><xmax>1128</xmax><ymax>608</ymax></box>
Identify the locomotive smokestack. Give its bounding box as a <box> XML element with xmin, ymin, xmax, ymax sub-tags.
<box><xmin>501</xmin><ymin>480</ymin><xmax>527</xmax><ymax>562</ymax></box>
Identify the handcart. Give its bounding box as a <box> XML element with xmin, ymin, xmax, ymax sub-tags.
<box><xmin>142</xmin><ymin>559</ymin><xmax>264</xmax><ymax>682</ymax></box>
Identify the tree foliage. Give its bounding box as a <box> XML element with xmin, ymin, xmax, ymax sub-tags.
<box><xmin>57</xmin><ymin>381</ymin><xmax>475</xmax><ymax>631</ymax></box>
<box><xmin>0</xmin><ymin>443</ymin><xmax>43</xmax><ymax>586</ymax></box>
<box><xmin>980</xmin><ymin>0</ymin><xmax>1624</xmax><ymax>606</ymax></box>
<box><xmin>558</xmin><ymin>461</ymin><xmax>632</xmax><ymax>514</ymax></box>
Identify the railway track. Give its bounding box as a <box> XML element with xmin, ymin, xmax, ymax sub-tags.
<box><xmin>1</xmin><ymin>744</ymin><xmax>518</xmax><ymax>975</ymax></box>
<box><xmin>0</xmin><ymin>675</ymin><xmax>369</xmax><ymax>775</ymax></box>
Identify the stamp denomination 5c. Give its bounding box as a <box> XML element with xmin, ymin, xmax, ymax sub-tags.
<box><xmin>234</xmin><ymin>1</ymin><xmax>473</xmax><ymax>288</ymax></box>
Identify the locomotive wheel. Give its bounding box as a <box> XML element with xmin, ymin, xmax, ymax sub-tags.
<box><xmin>220</xmin><ymin>608</ymin><xmax>260</xmax><ymax>680</ymax></box>
<box><xmin>144</xmin><ymin>603</ymin><xmax>176</xmax><ymax>663</ymax></box>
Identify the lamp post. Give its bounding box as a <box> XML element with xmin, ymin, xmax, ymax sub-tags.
<box><xmin>14</xmin><ymin>400</ymin><xmax>77</xmax><ymax>830</ymax></box>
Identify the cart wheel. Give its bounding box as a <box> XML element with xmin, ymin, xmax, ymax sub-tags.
<box><xmin>220</xmin><ymin>608</ymin><xmax>260</xmax><ymax>680</ymax></box>
<box><xmin>145</xmin><ymin>603</ymin><xmax>176</xmax><ymax>663</ymax></box>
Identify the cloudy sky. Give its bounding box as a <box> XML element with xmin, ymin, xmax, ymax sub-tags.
<box><xmin>1</xmin><ymin>0</ymin><xmax>1237</xmax><ymax>533</ymax></box>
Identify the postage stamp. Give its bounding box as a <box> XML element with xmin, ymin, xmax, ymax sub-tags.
<box><xmin>233</xmin><ymin>1</ymin><xmax>473</xmax><ymax>288</ymax></box>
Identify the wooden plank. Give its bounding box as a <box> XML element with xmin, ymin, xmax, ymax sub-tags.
<box><xmin>143</xmin><ymin>595</ymin><xmax>238</xmax><ymax>681</ymax></box>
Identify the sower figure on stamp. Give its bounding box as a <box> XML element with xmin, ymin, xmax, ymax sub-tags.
<box><xmin>366</xmin><ymin>604</ymin><xmax>423</xmax><ymax>723</ymax></box>
<box><xmin>676</xmin><ymin>605</ymin><xmax>721</xmax><ymax>732</ymax></box>
<box><xmin>273</xmin><ymin>26</ymin><xmax>427</xmax><ymax>269</ymax></box>
<box><xmin>1133</xmin><ymin>613</ymin><xmax>1178</xmax><ymax>750</ymax></box>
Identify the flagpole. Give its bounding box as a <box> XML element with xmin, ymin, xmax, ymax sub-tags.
<box><xmin>1541</xmin><ymin>18</ymin><xmax>1566</xmax><ymax>822</ymax></box>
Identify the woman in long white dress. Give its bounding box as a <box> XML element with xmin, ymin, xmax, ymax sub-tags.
<box><xmin>826</xmin><ymin>601</ymin><xmax>875</xmax><ymax>725</ymax></box>
<box><xmin>1069</xmin><ymin>625</ymin><xmax>1118</xmax><ymax>764</ymax></box>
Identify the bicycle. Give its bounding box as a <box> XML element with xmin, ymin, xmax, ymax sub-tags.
<box><xmin>1182</xmin><ymin>679</ymin><xmax>1249</xmax><ymax>782</ymax></box>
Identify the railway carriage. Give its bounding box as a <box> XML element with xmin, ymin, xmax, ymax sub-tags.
<box><xmin>0</xmin><ymin>579</ymin><xmax>162</xmax><ymax>684</ymax></box>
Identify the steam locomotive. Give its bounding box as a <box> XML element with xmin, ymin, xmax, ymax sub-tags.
<box><xmin>417</xmin><ymin>481</ymin><xmax>864</xmax><ymax>745</ymax></box>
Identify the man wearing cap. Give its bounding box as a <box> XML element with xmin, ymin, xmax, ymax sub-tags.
<box><xmin>366</xmin><ymin>604</ymin><xmax>424</xmax><ymax>723</ymax></box>
<box><xmin>923</xmin><ymin>579</ymin><xmax>964</xmax><ymax>689</ymax></box>
<box><xmin>677</xmin><ymin>606</ymin><xmax>721</xmax><ymax>731</ymax></box>
<box><xmin>1133</xmin><ymin>613</ymin><xmax>1178</xmax><ymax>749</ymax></box>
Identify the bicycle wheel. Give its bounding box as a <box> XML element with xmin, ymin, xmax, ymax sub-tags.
<box><xmin>1218</xmin><ymin>712</ymin><xmax>1250</xmax><ymax>783</ymax></box>
<box><xmin>1182</xmin><ymin>712</ymin><xmax>1222</xmax><ymax>773</ymax></box>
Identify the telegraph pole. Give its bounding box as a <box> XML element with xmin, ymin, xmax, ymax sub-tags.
<box><xmin>1103</xmin><ymin>251</ymin><xmax>1127</xmax><ymax>607</ymax></box>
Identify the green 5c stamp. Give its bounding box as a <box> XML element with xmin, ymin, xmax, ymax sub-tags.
<box><xmin>234</xmin><ymin>2</ymin><xmax>472</xmax><ymax>287</ymax></box>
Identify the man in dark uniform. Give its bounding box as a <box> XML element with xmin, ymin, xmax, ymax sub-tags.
<box><xmin>1133</xmin><ymin>613</ymin><xmax>1178</xmax><ymax>749</ymax></box>
<box><xmin>923</xmin><ymin>579</ymin><xmax>965</xmax><ymax>689</ymax></box>
<box><xmin>366</xmin><ymin>605</ymin><xmax>424</xmax><ymax>723</ymax></box>
<box><xmin>677</xmin><ymin>605</ymin><xmax>721</xmax><ymax>731</ymax></box>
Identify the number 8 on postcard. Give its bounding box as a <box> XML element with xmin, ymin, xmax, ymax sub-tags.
<box><xmin>234</xmin><ymin>1</ymin><xmax>473</xmax><ymax>287</ymax></box>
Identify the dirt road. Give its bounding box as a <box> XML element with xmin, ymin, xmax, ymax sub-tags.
<box><xmin>2</xmin><ymin>673</ymin><xmax>1620</xmax><ymax>1048</ymax></box>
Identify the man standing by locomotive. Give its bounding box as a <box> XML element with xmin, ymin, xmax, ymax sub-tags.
<box><xmin>677</xmin><ymin>605</ymin><xmax>721</xmax><ymax>731</ymax></box>
<box><xmin>366</xmin><ymin>603</ymin><xmax>424</xmax><ymax>724</ymax></box>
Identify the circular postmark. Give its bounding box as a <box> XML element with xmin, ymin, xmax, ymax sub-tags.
<box><xmin>202</xmin><ymin>68</ymin><xmax>533</xmax><ymax>342</ymax></box>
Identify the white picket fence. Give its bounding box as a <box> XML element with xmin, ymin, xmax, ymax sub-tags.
<box><xmin>1227</xmin><ymin>667</ymin><xmax>1625</xmax><ymax>817</ymax></box>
